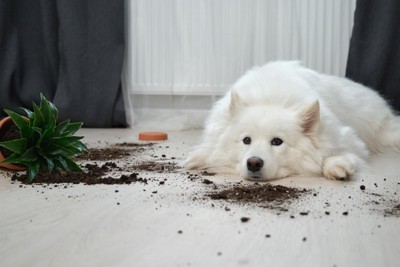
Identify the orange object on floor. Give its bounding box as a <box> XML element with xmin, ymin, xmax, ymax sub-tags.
<box><xmin>138</xmin><ymin>132</ymin><xmax>168</xmax><ymax>141</ymax></box>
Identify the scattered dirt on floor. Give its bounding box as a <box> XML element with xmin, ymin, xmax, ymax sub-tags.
<box><xmin>201</xmin><ymin>171</ymin><xmax>216</xmax><ymax>176</ymax></box>
<box><xmin>76</xmin><ymin>143</ymin><xmax>154</xmax><ymax>161</ymax></box>
<box><xmin>384</xmin><ymin>204</ymin><xmax>400</xmax><ymax>217</ymax></box>
<box><xmin>240</xmin><ymin>217</ymin><xmax>250</xmax><ymax>223</ymax></box>
<box><xmin>76</xmin><ymin>147</ymin><xmax>131</xmax><ymax>161</ymax></box>
<box><xmin>6</xmin><ymin>142</ymin><xmax>311</xmax><ymax>213</ymax></box>
<box><xmin>9</xmin><ymin>143</ymin><xmax>164</xmax><ymax>185</ymax></box>
<box><xmin>4</xmin><ymin>141</ymin><xmax>400</xmax><ymax>219</ymax></box>
<box><xmin>207</xmin><ymin>183</ymin><xmax>311</xmax><ymax>211</ymax></box>
<box><xmin>131</xmin><ymin>161</ymin><xmax>180</xmax><ymax>173</ymax></box>
<box><xmin>11</xmin><ymin>162</ymin><xmax>148</xmax><ymax>185</ymax></box>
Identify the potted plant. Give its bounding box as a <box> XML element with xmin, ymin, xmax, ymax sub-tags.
<box><xmin>0</xmin><ymin>94</ymin><xmax>88</xmax><ymax>182</ymax></box>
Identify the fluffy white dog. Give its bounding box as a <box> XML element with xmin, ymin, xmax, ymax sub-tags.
<box><xmin>185</xmin><ymin>61</ymin><xmax>400</xmax><ymax>180</ymax></box>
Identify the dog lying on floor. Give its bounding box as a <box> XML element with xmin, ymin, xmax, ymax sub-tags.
<box><xmin>185</xmin><ymin>61</ymin><xmax>400</xmax><ymax>180</ymax></box>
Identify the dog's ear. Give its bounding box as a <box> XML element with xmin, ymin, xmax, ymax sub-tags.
<box><xmin>299</xmin><ymin>100</ymin><xmax>320</xmax><ymax>135</ymax></box>
<box><xmin>229</xmin><ymin>90</ymin><xmax>245</xmax><ymax>114</ymax></box>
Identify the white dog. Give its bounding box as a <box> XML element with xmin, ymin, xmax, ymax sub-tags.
<box><xmin>185</xmin><ymin>61</ymin><xmax>400</xmax><ymax>180</ymax></box>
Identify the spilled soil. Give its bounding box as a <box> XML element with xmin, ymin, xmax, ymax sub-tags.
<box><xmin>9</xmin><ymin>142</ymin><xmax>180</xmax><ymax>185</ymax></box>
<box><xmin>385</xmin><ymin>204</ymin><xmax>400</xmax><ymax>217</ymax></box>
<box><xmin>4</xmin><ymin>140</ymin><xmax>399</xmax><ymax>219</ymax></box>
<box><xmin>185</xmin><ymin>172</ymin><xmax>311</xmax><ymax>212</ymax></box>
<box><xmin>11</xmin><ymin>162</ymin><xmax>148</xmax><ymax>185</ymax></box>
<box><xmin>6</xmin><ymin>140</ymin><xmax>313</xmax><ymax>214</ymax></box>
<box><xmin>75</xmin><ymin>143</ymin><xmax>154</xmax><ymax>161</ymax></box>
<box><xmin>207</xmin><ymin>183</ymin><xmax>310</xmax><ymax>211</ymax></box>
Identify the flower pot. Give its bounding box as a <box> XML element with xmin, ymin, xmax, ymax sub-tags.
<box><xmin>0</xmin><ymin>116</ymin><xmax>26</xmax><ymax>171</ymax></box>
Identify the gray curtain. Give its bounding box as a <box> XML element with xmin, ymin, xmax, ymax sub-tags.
<box><xmin>346</xmin><ymin>0</ymin><xmax>400</xmax><ymax>112</ymax></box>
<box><xmin>0</xmin><ymin>0</ymin><xmax>127</xmax><ymax>127</ymax></box>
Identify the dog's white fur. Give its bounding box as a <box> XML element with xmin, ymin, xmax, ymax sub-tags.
<box><xmin>185</xmin><ymin>61</ymin><xmax>400</xmax><ymax>180</ymax></box>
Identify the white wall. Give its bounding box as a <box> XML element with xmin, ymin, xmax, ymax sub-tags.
<box><xmin>123</xmin><ymin>0</ymin><xmax>357</xmax><ymax>129</ymax></box>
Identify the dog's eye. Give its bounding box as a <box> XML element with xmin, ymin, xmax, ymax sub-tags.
<box><xmin>243</xmin><ymin>137</ymin><xmax>251</xmax><ymax>145</ymax></box>
<box><xmin>271</xmin><ymin>138</ymin><xmax>283</xmax><ymax>146</ymax></box>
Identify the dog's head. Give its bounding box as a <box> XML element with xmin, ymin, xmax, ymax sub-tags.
<box><xmin>229</xmin><ymin>90</ymin><xmax>322</xmax><ymax>181</ymax></box>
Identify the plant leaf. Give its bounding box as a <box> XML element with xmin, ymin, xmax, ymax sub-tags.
<box><xmin>27</xmin><ymin>162</ymin><xmax>40</xmax><ymax>182</ymax></box>
<box><xmin>52</xmin><ymin>136</ymin><xmax>84</xmax><ymax>147</ymax></box>
<box><xmin>18</xmin><ymin>109</ymin><xmax>34</xmax><ymax>139</ymax></box>
<box><xmin>64</xmin><ymin>157</ymin><xmax>83</xmax><ymax>172</ymax></box>
<box><xmin>20</xmin><ymin>108</ymin><xmax>34</xmax><ymax>121</ymax></box>
<box><xmin>48</xmin><ymin>101</ymin><xmax>58</xmax><ymax>122</ymax></box>
<box><xmin>38</xmin><ymin>157</ymin><xmax>48</xmax><ymax>173</ymax></box>
<box><xmin>56</xmin><ymin>157</ymin><xmax>68</xmax><ymax>170</ymax></box>
<box><xmin>63</xmin><ymin>122</ymin><xmax>83</xmax><ymax>136</ymax></box>
<box><xmin>0</xmin><ymin>138</ymin><xmax>27</xmax><ymax>154</ymax></box>
<box><xmin>0</xmin><ymin>153</ymin><xmax>24</xmax><ymax>164</ymax></box>
<box><xmin>45</xmin><ymin>157</ymin><xmax>55</xmax><ymax>173</ymax></box>
<box><xmin>43</xmin><ymin>143</ymin><xmax>75</xmax><ymax>157</ymax></box>
<box><xmin>73</xmin><ymin>141</ymin><xmax>88</xmax><ymax>153</ymax></box>
<box><xmin>32</xmin><ymin>127</ymin><xmax>43</xmax><ymax>135</ymax></box>
<box><xmin>32</xmin><ymin>103</ymin><xmax>45</xmax><ymax>129</ymax></box>
<box><xmin>63</xmin><ymin>145</ymin><xmax>83</xmax><ymax>155</ymax></box>
<box><xmin>20</xmin><ymin>127</ymin><xmax>33</xmax><ymax>140</ymax></box>
<box><xmin>4</xmin><ymin>109</ymin><xmax>31</xmax><ymax>138</ymax></box>
<box><xmin>54</xmin><ymin>120</ymin><xmax>70</xmax><ymax>136</ymax></box>
<box><xmin>39</xmin><ymin>94</ymin><xmax>52</xmax><ymax>126</ymax></box>
<box><xmin>53</xmin><ymin>161</ymin><xmax>65</xmax><ymax>172</ymax></box>
<box><xmin>38</xmin><ymin>121</ymin><xmax>55</xmax><ymax>145</ymax></box>
<box><xmin>37</xmin><ymin>150</ymin><xmax>55</xmax><ymax>173</ymax></box>
<box><xmin>18</xmin><ymin>147</ymin><xmax>39</xmax><ymax>162</ymax></box>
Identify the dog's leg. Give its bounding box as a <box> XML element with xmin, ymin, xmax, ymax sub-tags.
<box><xmin>184</xmin><ymin>149</ymin><xmax>208</xmax><ymax>170</ymax></box>
<box><xmin>322</xmin><ymin>153</ymin><xmax>362</xmax><ymax>180</ymax></box>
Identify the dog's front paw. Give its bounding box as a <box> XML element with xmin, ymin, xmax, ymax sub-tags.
<box><xmin>184</xmin><ymin>150</ymin><xmax>207</xmax><ymax>170</ymax></box>
<box><xmin>323</xmin><ymin>155</ymin><xmax>356</xmax><ymax>180</ymax></box>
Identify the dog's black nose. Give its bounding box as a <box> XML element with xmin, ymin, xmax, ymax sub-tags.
<box><xmin>247</xmin><ymin>157</ymin><xmax>264</xmax><ymax>172</ymax></box>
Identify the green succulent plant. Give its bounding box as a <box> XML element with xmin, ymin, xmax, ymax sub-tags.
<box><xmin>0</xmin><ymin>94</ymin><xmax>88</xmax><ymax>182</ymax></box>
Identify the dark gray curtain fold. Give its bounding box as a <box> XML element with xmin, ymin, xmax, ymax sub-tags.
<box><xmin>0</xmin><ymin>0</ymin><xmax>127</xmax><ymax>127</ymax></box>
<box><xmin>346</xmin><ymin>0</ymin><xmax>400</xmax><ymax>112</ymax></box>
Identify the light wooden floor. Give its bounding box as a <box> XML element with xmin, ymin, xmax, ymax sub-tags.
<box><xmin>1</xmin><ymin>129</ymin><xmax>400</xmax><ymax>267</ymax></box>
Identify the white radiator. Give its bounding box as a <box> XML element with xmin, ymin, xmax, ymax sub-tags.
<box><xmin>125</xmin><ymin>0</ymin><xmax>356</xmax><ymax>96</ymax></box>
<box><xmin>123</xmin><ymin>0</ymin><xmax>357</xmax><ymax>129</ymax></box>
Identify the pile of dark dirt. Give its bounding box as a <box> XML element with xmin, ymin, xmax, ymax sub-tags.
<box><xmin>9</xmin><ymin>143</ymin><xmax>165</xmax><ymax>185</ymax></box>
<box><xmin>76</xmin><ymin>147</ymin><xmax>131</xmax><ymax>161</ymax></box>
<box><xmin>76</xmin><ymin>143</ymin><xmax>154</xmax><ymax>161</ymax></box>
<box><xmin>11</xmin><ymin>162</ymin><xmax>148</xmax><ymax>185</ymax></box>
<box><xmin>384</xmin><ymin>204</ymin><xmax>400</xmax><ymax>217</ymax></box>
<box><xmin>207</xmin><ymin>183</ymin><xmax>310</xmax><ymax>211</ymax></box>
<box><xmin>131</xmin><ymin>161</ymin><xmax>180</xmax><ymax>173</ymax></box>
